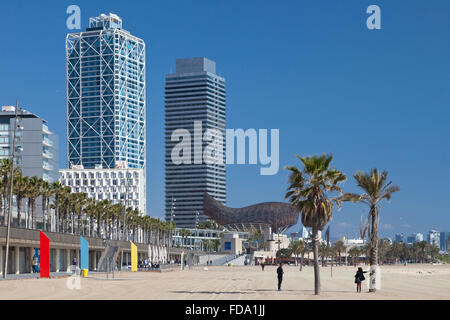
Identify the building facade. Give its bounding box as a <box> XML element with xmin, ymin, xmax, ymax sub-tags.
<box><xmin>440</xmin><ymin>232</ymin><xmax>450</xmax><ymax>252</ymax></box>
<box><xmin>66</xmin><ymin>13</ymin><xmax>146</xmax><ymax>170</ymax></box>
<box><xmin>165</xmin><ymin>57</ymin><xmax>226</xmax><ymax>228</ymax></box>
<box><xmin>0</xmin><ymin>106</ymin><xmax>59</xmax><ymax>224</ymax></box>
<box><xmin>59</xmin><ymin>167</ymin><xmax>145</xmax><ymax>214</ymax></box>
<box><xmin>428</xmin><ymin>230</ymin><xmax>440</xmax><ymax>248</ymax></box>
<box><xmin>394</xmin><ymin>233</ymin><xmax>404</xmax><ymax>243</ymax></box>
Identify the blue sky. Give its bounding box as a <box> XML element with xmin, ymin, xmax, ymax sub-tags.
<box><xmin>0</xmin><ymin>0</ymin><xmax>449</xmax><ymax>239</ymax></box>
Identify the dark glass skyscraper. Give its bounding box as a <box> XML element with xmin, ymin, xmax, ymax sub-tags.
<box><xmin>165</xmin><ymin>57</ymin><xmax>226</xmax><ymax>228</ymax></box>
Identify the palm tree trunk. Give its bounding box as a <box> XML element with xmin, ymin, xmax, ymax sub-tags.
<box><xmin>369</xmin><ymin>208</ymin><xmax>378</xmax><ymax>293</ymax></box>
<box><xmin>97</xmin><ymin>211</ymin><xmax>101</xmax><ymax>238</ymax></box>
<box><xmin>42</xmin><ymin>196</ymin><xmax>46</xmax><ymax>232</ymax></box>
<box><xmin>32</xmin><ymin>199</ymin><xmax>36</xmax><ymax>229</ymax></box>
<box><xmin>16</xmin><ymin>197</ymin><xmax>22</xmax><ymax>228</ymax></box>
<box><xmin>312</xmin><ymin>227</ymin><xmax>321</xmax><ymax>295</ymax></box>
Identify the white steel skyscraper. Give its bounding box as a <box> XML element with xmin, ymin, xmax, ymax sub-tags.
<box><xmin>66</xmin><ymin>13</ymin><xmax>146</xmax><ymax>170</ymax></box>
<box><xmin>165</xmin><ymin>57</ymin><xmax>226</xmax><ymax>228</ymax></box>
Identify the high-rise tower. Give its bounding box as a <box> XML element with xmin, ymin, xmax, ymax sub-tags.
<box><xmin>66</xmin><ymin>13</ymin><xmax>146</xmax><ymax>170</ymax></box>
<box><xmin>66</xmin><ymin>13</ymin><xmax>146</xmax><ymax>214</ymax></box>
<box><xmin>165</xmin><ymin>57</ymin><xmax>226</xmax><ymax>228</ymax></box>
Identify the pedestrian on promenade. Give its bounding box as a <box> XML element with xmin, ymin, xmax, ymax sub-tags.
<box><xmin>32</xmin><ymin>256</ymin><xmax>38</xmax><ymax>273</ymax></box>
<box><xmin>277</xmin><ymin>263</ymin><xmax>284</xmax><ymax>291</ymax></box>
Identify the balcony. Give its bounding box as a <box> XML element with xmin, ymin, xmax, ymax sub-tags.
<box><xmin>43</xmin><ymin>163</ymin><xmax>53</xmax><ymax>171</ymax></box>
<box><xmin>43</xmin><ymin>151</ymin><xmax>53</xmax><ymax>159</ymax></box>
<box><xmin>43</xmin><ymin>138</ymin><xmax>53</xmax><ymax>147</ymax></box>
<box><xmin>42</xmin><ymin>125</ymin><xmax>51</xmax><ymax>135</ymax></box>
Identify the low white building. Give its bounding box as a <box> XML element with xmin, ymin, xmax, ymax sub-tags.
<box><xmin>59</xmin><ymin>166</ymin><xmax>146</xmax><ymax>214</ymax></box>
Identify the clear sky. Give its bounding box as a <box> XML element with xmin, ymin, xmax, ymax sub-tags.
<box><xmin>0</xmin><ymin>0</ymin><xmax>449</xmax><ymax>239</ymax></box>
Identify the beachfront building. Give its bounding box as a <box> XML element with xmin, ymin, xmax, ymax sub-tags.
<box><xmin>440</xmin><ymin>232</ymin><xmax>450</xmax><ymax>252</ymax></box>
<box><xmin>394</xmin><ymin>233</ymin><xmax>404</xmax><ymax>243</ymax></box>
<box><xmin>0</xmin><ymin>105</ymin><xmax>59</xmax><ymax>226</ymax></box>
<box><xmin>165</xmin><ymin>57</ymin><xmax>226</xmax><ymax>228</ymax></box>
<box><xmin>59</xmin><ymin>166</ymin><xmax>146</xmax><ymax>214</ymax></box>
<box><xmin>66</xmin><ymin>13</ymin><xmax>146</xmax><ymax>171</ymax></box>
<box><xmin>428</xmin><ymin>230</ymin><xmax>440</xmax><ymax>248</ymax></box>
<box><xmin>406</xmin><ymin>233</ymin><xmax>424</xmax><ymax>245</ymax></box>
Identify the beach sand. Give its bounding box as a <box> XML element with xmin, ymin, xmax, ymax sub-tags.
<box><xmin>0</xmin><ymin>264</ymin><xmax>449</xmax><ymax>300</ymax></box>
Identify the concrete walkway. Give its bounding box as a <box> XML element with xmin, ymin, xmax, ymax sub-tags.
<box><xmin>0</xmin><ymin>272</ymin><xmax>72</xmax><ymax>281</ymax></box>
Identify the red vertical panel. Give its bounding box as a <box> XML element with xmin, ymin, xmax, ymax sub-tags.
<box><xmin>40</xmin><ymin>231</ymin><xmax>50</xmax><ymax>278</ymax></box>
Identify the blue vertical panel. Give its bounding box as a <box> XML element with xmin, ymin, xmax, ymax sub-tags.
<box><xmin>80</xmin><ymin>236</ymin><xmax>89</xmax><ymax>270</ymax></box>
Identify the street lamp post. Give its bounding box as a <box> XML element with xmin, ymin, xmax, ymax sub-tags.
<box><xmin>194</xmin><ymin>211</ymin><xmax>200</xmax><ymax>251</ymax></box>
<box><xmin>3</xmin><ymin>102</ymin><xmax>22</xmax><ymax>279</ymax></box>
<box><xmin>167</xmin><ymin>197</ymin><xmax>176</xmax><ymax>264</ymax></box>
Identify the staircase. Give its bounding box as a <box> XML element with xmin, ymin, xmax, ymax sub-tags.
<box><xmin>209</xmin><ymin>254</ymin><xmax>238</xmax><ymax>266</ymax></box>
<box><xmin>226</xmin><ymin>255</ymin><xmax>247</xmax><ymax>266</ymax></box>
<box><xmin>97</xmin><ymin>245</ymin><xmax>121</xmax><ymax>272</ymax></box>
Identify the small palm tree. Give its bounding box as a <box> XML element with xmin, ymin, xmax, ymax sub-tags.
<box><xmin>348</xmin><ymin>246</ymin><xmax>361</xmax><ymax>265</ymax></box>
<box><xmin>51</xmin><ymin>182</ymin><xmax>64</xmax><ymax>233</ymax></box>
<box><xmin>41</xmin><ymin>180</ymin><xmax>52</xmax><ymax>231</ymax></box>
<box><xmin>289</xmin><ymin>240</ymin><xmax>305</xmax><ymax>266</ymax></box>
<box><xmin>333</xmin><ymin>240</ymin><xmax>346</xmax><ymax>266</ymax></box>
<box><xmin>27</xmin><ymin>176</ymin><xmax>41</xmax><ymax>229</ymax></box>
<box><xmin>0</xmin><ymin>159</ymin><xmax>12</xmax><ymax>223</ymax></box>
<box><xmin>340</xmin><ymin>169</ymin><xmax>399</xmax><ymax>292</ymax></box>
<box><xmin>13</xmin><ymin>173</ymin><xmax>28</xmax><ymax>228</ymax></box>
<box><xmin>285</xmin><ymin>154</ymin><xmax>346</xmax><ymax>295</ymax></box>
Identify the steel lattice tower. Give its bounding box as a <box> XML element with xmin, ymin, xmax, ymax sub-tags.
<box><xmin>66</xmin><ymin>13</ymin><xmax>146</xmax><ymax>171</ymax></box>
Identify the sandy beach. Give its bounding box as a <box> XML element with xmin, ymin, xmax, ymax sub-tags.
<box><xmin>0</xmin><ymin>264</ymin><xmax>449</xmax><ymax>300</ymax></box>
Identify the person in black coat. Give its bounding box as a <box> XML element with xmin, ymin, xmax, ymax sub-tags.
<box><xmin>354</xmin><ymin>267</ymin><xmax>368</xmax><ymax>293</ymax></box>
<box><xmin>277</xmin><ymin>263</ymin><xmax>284</xmax><ymax>291</ymax></box>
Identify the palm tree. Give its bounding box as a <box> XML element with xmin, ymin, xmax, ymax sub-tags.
<box><xmin>318</xmin><ymin>242</ymin><xmax>329</xmax><ymax>266</ymax></box>
<box><xmin>289</xmin><ymin>240</ymin><xmax>305</xmax><ymax>266</ymax></box>
<box><xmin>361</xmin><ymin>243</ymin><xmax>371</xmax><ymax>264</ymax></box>
<box><xmin>13</xmin><ymin>173</ymin><xmax>28</xmax><ymax>228</ymax></box>
<box><xmin>41</xmin><ymin>180</ymin><xmax>52</xmax><ymax>231</ymax></box>
<box><xmin>340</xmin><ymin>169</ymin><xmax>400</xmax><ymax>292</ymax></box>
<box><xmin>348</xmin><ymin>246</ymin><xmax>361</xmax><ymax>265</ymax></box>
<box><xmin>27</xmin><ymin>176</ymin><xmax>41</xmax><ymax>229</ymax></box>
<box><xmin>215</xmin><ymin>238</ymin><xmax>222</xmax><ymax>252</ymax></box>
<box><xmin>377</xmin><ymin>239</ymin><xmax>391</xmax><ymax>264</ymax></box>
<box><xmin>333</xmin><ymin>240</ymin><xmax>346</xmax><ymax>266</ymax></box>
<box><xmin>285</xmin><ymin>154</ymin><xmax>346</xmax><ymax>295</ymax></box>
<box><xmin>60</xmin><ymin>187</ymin><xmax>72</xmax><ymax>233</ymax></box>
<box><xmin>51</xmin><ymin>182</ymin><xmax>64</xmax><ymax>233</ymax></box>
<box><xmin>0</xmin><ymin>159</ymin><xmax>12</xmax><ymax>224</ymax></box>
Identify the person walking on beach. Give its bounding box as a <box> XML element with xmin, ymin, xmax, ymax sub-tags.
<box><xmin>261</xmin><ymin>261</ymin><xmax>265</xmax><ymax>271</ymax></box>
<box><xmin>277</xmin><ymin>263</ymin><xmax>284</xmax><ymax>291</ymax></box>
<box><xmin>354</xmin><ymin>267</ymin><xmax>368</xmax><ymax>293</ymax></box>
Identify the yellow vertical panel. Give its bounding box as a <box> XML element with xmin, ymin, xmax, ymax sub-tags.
<box><xmin>131</xmin><ymin>242</ymin><xmax>137</xmax><ymax>272</ymax></box>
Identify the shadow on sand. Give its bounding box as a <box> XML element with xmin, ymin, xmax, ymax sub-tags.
<box><xmin>169</xmin><ymin>288</ymin><xmax>356</xmax><ymax>295</ymax></box>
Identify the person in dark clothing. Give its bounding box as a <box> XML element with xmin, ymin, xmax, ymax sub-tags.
<box><xmin>261</xmin><ymin>262</ymin><xmax>265</xmax><ymax>271</ymax></box>
<box><xmin>276</xmin><ymin>263</ymin><xmax>284</xmax><ymax>291</ymax></box>
<box><xmin>354</xmin><ymin>267</ymin><xmax>368</xmax><ymax>293</ymax></box>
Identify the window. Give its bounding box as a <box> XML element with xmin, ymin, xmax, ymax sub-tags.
<box><xmin>224</xmin><ymin>241</ymin><xmax>232</xmax><ymax>251</ymax></box>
